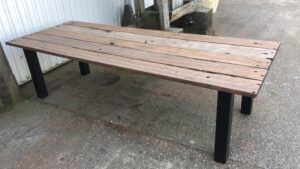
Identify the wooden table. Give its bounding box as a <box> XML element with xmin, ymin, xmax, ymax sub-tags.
<box><xmin>6</xmin><ymin>21</ymin><xmax>280</xmax><ymax>163</ymax></box>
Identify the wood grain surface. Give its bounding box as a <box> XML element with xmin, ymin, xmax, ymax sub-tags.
<box><xmin>6</xmin><ymin>21</ymin><xmax>280</xmax><ymax>97</ymax></box>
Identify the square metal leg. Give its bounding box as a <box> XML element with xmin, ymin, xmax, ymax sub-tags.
<box><xmin>241</xmin><ymin>96</ymin><xmax>253</xmax><ymax>115</ymax></box>
<box><xmin>79</xmin><ymin>61</ymin><xmax>90</xmax><ymax>75</ymax></box>
<box><xmin>24</xmin><ymin>49</ymin><xmax>48</xmax><ymax>98</ymax></box>
<box><xmin>214</xmin><ymin>91</ymin><xmax>234</xmax><ymax>163</ymax></box>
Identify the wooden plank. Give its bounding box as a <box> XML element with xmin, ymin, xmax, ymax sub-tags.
<box><xmin>40</xmin><ymin>28</ymin><xmax>271</xmax><ymax>69</ymax></box>
<box><xmin>55</xmin><ymin>24</ymin><xmax>276</xmax><ymax>59</ymax></box>
<box><xmin>170</xmin><ymin>0</ymin><xmax>196</xmax><ymax>22</ymax></box>
<box><xmin>65</xmin><ymin>21</ymin><xmax>280</xmax><ymax>50</ymax></box>
<box><xmin>25</xmin><ymin>33</ymin><xmax>267</xmax><ymax>80</ymax></box>
<box><xmin>6</xmin><ymin>38</ymin><xmax>261</xmax><ymax>97</ymax></box>
<box><xmin>134</xmin><ymin>0</ymin><xmax>145</xmax><ymax>17</ymax></box>
<box><xmin>158</xmin><ymin>0</ymin><xmax>170</xmax><ymax>30</ymax></box>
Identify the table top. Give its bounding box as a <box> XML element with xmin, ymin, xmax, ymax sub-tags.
<box><xmin>6</xmin><ymin>21</ymin><xmax>280</xmax><ymax>97</ymax></box>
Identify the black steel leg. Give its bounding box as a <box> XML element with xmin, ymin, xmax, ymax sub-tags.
<box><xmin>23</xmin><ymin>49</ymin><xmax>48</xmax><ymax>98</ymax></box>
<box><xmin>79</xmin><ymin>61</ymin><xmax>90</xmax><ymax>75</ymax></box>
<box><xmin>214</xmin><ymin>91</ymin><xmax>234</xmax><ymax>163</ymax></box>
<box><xmin>241</xmin><ymin>96</ymin><xmax>253</xmax><ymax>115</ymax></box>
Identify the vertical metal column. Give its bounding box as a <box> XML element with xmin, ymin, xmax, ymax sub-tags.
<box><xmin>23</xmin><ymin>49</ymin><xmax>48</xmax><ymax>98</ymax></box>
<box><xmin>241</xmin><ymin>96</ymin><xmax>253</xmax><ymax>115</ymax></box>
<box><xmin>79</xmin><ymin>61</ymin><xmax>90</xmax><ymax>75</ymax></box>
<box><xmin>214</xmin><ymin>91</ymin><xmax>234</xmax><ymax>163</ymax></box>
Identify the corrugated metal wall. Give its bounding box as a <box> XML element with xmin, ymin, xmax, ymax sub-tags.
<box><xmin>0</xmin><ymin>0</ymin><xmax>125</xmax><ymax>85</ymax></box>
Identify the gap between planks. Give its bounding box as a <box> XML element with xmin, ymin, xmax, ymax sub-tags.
<box><xmin>40</xmin><ymin>27</ymin><xmax>271</xmax><ymax>69</ymax></box>
<box><xmin>65</xmin><ymin>21</ymin><xmax>280</xmax><ymax>50</ymax></box>
<box><xmin>24</xmin><ymin>33</ymin><xmax>267</xmax><ymax>81</ymax></box>
<box><xmin>55</xmin><ymin>24</ymin><xmax>277</xmax><ymax>59</ymax></box>
<box><xmin>6</xmin><ymin>38</ymin><xmax>261</xmax><ymax>97</ymax></box>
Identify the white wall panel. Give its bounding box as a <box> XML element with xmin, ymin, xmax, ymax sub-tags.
<box><xmin>144</xmin><ymin>0</ymin><xmax>154</xmax><ymax>8</ymax></box>
<box><xmin>171</xmin><ymin>0</ymin><xmax>184</xmax><ymax>10</ymax></box>
<box><xmin>144</xmin><ymin>0</ymin><xmax>183</xmax><ymax>9</ymax></box>
<box><xmin>0</xmin><ymin>0</ymin><xmax>125</xmax><ymax>84</ymax></box>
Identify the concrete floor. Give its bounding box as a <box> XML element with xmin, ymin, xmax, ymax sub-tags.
<box><xmin>1</xmin><ymin>0</ymin><xmax>300</xmax><ymax>169</ymax></box>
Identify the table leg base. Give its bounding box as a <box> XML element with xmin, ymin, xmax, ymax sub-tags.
<box><xmin>241</xmin><ymin>96</ymin><xmax>253</xmax><ymax>115</ymax></box>
<box><xmin>79</xmin><ymin>61</ymin><xmax>90</xmax><ymax>75</ymax></box>
<box><xmin>214</xmin><ymin>91</ymin><xmax>234</xmax><ymax>163</ymax></box>
<box><xmin>24</xmin><ymin>49</ymin><xmax>48</xmax><ymax>99</ymax></box>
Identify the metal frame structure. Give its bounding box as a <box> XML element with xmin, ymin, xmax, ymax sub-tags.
<box><xmin>23</xmin><ymin>48</ymin><xmax>253</xmax><ymax>164</ymax></box>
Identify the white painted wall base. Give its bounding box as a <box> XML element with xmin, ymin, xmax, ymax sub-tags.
<box><xmin>0</xmin><ymin>0</ymin><xmax>125</xmax><ymax>85</ymax></box>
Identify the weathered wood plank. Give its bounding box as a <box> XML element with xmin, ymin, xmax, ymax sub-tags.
<box><xmin>6</xmin><ymin>21</ymin><xmax>280</xmax><ymax>97</ymax></box>
<box><xmin>7</xmin><ymin>38</ymin><xmax>261</xmax><ymax>97</ymax></box>
<box><xmin>170</xmin><ymin>0</ymin><xmax>196</xmax><ymax>22</ymax></box>
<box><xmin>65</xmin><ymin>21</ymin><xmax>280</xmax><ymax>50</ymax></box>
<box><xmin>134</xmin><ymin>0</ymin><xmax>145</xmax><ymax>17</ymax></box>
<box><xmin>40</xmin><ymin>28</ymin><xmax>271</xmax><ymax>69</ymax></box>
<box><xmin>25</xmin><ymin>33</ymin><xmax>267</xmax><ymax>80</ymax></box>
<box><xmin>158</xmin><ymin>0</ymin><xmax>170</xmax><ymax>30</ymax></box>
<box><xmin>55</xmin><ymin>24</ymin><xmax>276</xmax><ymax>59</ymax></box>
